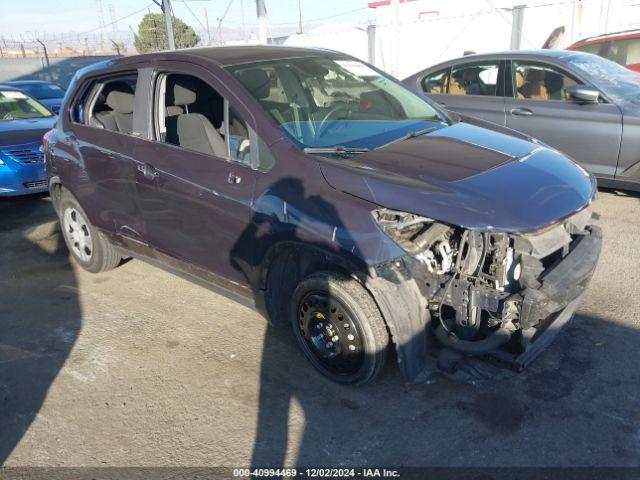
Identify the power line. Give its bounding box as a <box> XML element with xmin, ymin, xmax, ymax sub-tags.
<box><xmin>77</xmin><ymin>3</ymin><xmax>155</xmax><ymax>37</ymax></box>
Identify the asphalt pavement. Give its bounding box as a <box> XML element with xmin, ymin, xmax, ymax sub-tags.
<box><xmin>0</xmin><ymin>190</ymin><xmax>639</xmax><ymax>467</ymax></box>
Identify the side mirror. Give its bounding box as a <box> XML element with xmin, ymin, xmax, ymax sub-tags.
<box><xmin>565</xmin><ymin>86</ymin><xmax>600</xmax><ymax>104</ymax></box>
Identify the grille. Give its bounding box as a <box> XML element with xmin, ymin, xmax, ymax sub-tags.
<box><xmin>23</xmin><ymin>180</ymin><xmax>47</xmax><ymax>189</ymax></box>
<box><xmin>5</xmin><ymin>147</ymin><xmax>44</xmax><ymax>164</ymax></box>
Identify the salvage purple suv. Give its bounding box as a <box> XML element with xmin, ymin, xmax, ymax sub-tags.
<box><xmin>44</xmin><ymin>46</ymin><xmax>602</xmax><ymax>384</ymax></box>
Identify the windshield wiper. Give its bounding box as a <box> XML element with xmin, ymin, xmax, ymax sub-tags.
<box><xmin>304</xmin><ymin>146</ymin><xmax>370</xmax><ymax>155</ymax></box>
<box><xmin>378</xmin><ymin>125</ymin><xmax>440</xmax><ymax>149</ymax></box>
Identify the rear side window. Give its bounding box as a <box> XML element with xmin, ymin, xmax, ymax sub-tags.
<box><xmin>154</xmin><ymin>72</ymin><xmax>254</xmax><ymax>168</ymax></box>
<box><xmin>607</xmin><ymin>38</ymin><xmax>640</xmax><ymax>67</ymax></box>
<box><xmin>512</xmin><ymin>62</ymin><xmax>580</xmax><ymax>101</ymax></box>
<box><xmin>573</xmin><ymin>42</ymin><xmax>605</xmax><ymax>56</ymax></box>
<box><xmin>421</xmin><ymin>67</ymin><xmax>451</xmax><ymax>94</ymax></box>
<box><xmin>449</xmin><ymin>62</ymin><xmax>500</xmax><ymax>96</ymax></box>
<box><xmin>72</xmin><ymin>73</ymin><xmax>138</xmax><ymax>135</ymax></box>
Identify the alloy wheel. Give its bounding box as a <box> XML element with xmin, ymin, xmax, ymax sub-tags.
<box><xmin>62</xmin><ymin>207</ymin><xmax>93</xmax><ymax>263</ymax></box>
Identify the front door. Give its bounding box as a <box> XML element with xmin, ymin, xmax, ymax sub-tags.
<box><xmin>135</xmin><ymin>67</ymin><xmax>258</xmax><ymax>286</ymax></box>
<box><xmin>505</xmin><ymin>60</ymin><xmax>622</xmax><ymax>176</ymax></box>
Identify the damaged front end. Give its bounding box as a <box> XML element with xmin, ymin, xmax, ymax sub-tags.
<box><xmin>368</xmin><ymin>207</ymin><xmax>602</xmax><ymax>382</ymax></box>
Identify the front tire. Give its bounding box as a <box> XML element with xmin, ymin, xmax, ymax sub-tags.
<box><xmin>290</xmin><ymin>272</ymin><xmax>389</xmax><ymax>385</ymax></box>
<box><xmin>58</xmin><ymin>189</ymin><xmax>121</xmax><ymax>273</ymax></box>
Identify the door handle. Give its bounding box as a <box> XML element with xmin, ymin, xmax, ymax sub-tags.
<box><xmin>137</xmin><ymin>163</ymin><xmax>159</xmax><ymax>181</ymax></box>
<box><xmin>65</xmin><ymin>135</ymin><xmax>79</xmax><ymax>146</ymax></box>
<box><xmin>510</xmin><ymin>107</ymin><xmax>534</xmax><ymax>117</ymax></box>
<box><xmin>227</xmin><ymin>172</ymin><xmax>241</xmax><ymax>184</ymax></box>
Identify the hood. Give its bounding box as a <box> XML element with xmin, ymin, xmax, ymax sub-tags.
<box><xmin>0</xmin><ymin>117</ymin><xmax>55</xmax><ymax>148</ymax></box>
<box><xmin>319</xmin><ymin>122</ymin><xmax>595</xmax><ymax>232</ymax></box>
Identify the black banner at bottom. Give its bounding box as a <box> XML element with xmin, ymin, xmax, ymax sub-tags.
<box><xmin>1</xmin><ymin>467</ymin><xmax>639</xmax><ymax>480</ymax></box>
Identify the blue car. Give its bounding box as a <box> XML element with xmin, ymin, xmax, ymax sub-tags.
<box><xmin>0</xmin><ymin>86</ymin><xmax>55</xmax><ymax>196</ymax></box>
<box><xmin>0</xmin><ymin>80</ymin><xmax>65</xmax><ymax>114</ymax></box>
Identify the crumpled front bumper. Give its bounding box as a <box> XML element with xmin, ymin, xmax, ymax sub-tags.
<box><xmin>367</xmin><ymin>215</ymin><xmax>602</xmax><ymax>383</ymax></box>
<box><xmin>493</xmin><ymin>224</ymin><xmax>602</xmax><ymax>370</ymax></box>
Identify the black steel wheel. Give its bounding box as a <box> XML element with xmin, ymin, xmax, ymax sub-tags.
<box><xmin>290</xmin><ymin>272</ymin><xmax>389</xmax><ymax>385</ymax></box>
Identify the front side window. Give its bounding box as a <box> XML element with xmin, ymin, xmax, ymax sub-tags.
<box><xmin>227</xmin><ymin>56</ymin><xmax>444</xmax><ymax>150</ymax></box>
<box><xmin>0</xmin><ymin>90</ymin><xmax>52</xmax><ymax>121</ymax></box>
<box><xmin>449</xmin><ymin>62</ymin><xmax>500</xmax><ymax>96</ymax></box>
<box><xmin>512</xmin><ymin>62</ymin><xmax>579</xmax><ymax>101</ymax></box>
<box><xmin>421</xmin><ymin>67</ymin><xmax>451</xmax><ymax>94</ymax></box>
<box><xmin>154</xmin><ymin>73</ymin><xmax>253</xmax><ymax>167</ymax></box>
<box><xmin>82</xmin><ymin>75</ymin><xmax>138</xmax><ymax>134</ymax></box>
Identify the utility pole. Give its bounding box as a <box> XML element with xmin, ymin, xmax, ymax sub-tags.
<box><xmin>297</xmin><ymin>0</ymin><xmax>303</xmax><ymax>34</ymax></box>
<box><xmin>109</xmin><ymin>4</ymin><xmax>118</xmax><ymax>35</ymax></box>
<box><xmin>256</xmin><ymin>0</ymin><xmax>268</xmax><ymax>45</ymax></box>
<box><xmin>153</xmin><ymin>0</ymin><xmax>176</xmax><ymax>50</ymax></box>
<box><xmin>162</xmin><ymin>0</ymin><xmax>176</xmax><ymax>49</ymax></box>
<box><xmin>204</xmin><ymin>8</ymin><xmax>211</xmax><ymax>46</ymax></box>
<box><xmin>391</xmin><ymin>0</ymin><xmax>399</xmax><ymax>77</ymax></box>
<box><xmin>240</xmin><ymin>0</ymin><xmax>246</xmax><ymax>44</ymax></box>
<box><xmin>510</xmin><ymin>5</ymin><xmax>525</xmax><ymax>50</ymax></box>
<box><xmin>95</xmin><ymin>0</ymin><xmax>106</xmax><ymax>51</ymax></box>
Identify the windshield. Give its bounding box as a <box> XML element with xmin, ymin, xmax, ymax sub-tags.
<box><xmin>228</xmin><ymin>56</ymin><xmax>445</xmax><ymax>150</ymax></box>
<box><xmin>0</xmin><ymin>90</ymin><xmax>52</xmax><ymax>120</ymax></box>
<box><xmin>565</xmin><ymin>53</ymin><xmax>640</xmax><ymax>102</ymax></box>
<box><xmin>17</xmin><ymin>83</ymin><xmax>65</xmax><ymax>99</ymax></box>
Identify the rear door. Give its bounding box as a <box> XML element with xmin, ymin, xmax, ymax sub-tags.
<box><xmin>504</xmin><ymin>59</ymin><xmax>622</xmax><ymax>176</ymax></box>
<box><xmin>418</xmin><ymin>60</ymin><xmax>506</xmax><ymax>126</ymax></box>
<box><xmin>134</xmin><ymin>61</ymin><xmax>260</xmax><ymax>286</ymax></box>
<box><xmin>66</xmin><ymin>71</ymin><xmax>146</xmax><ymax>240</ymax></box>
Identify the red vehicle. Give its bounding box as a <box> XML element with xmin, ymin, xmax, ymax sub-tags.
<box><xmin>567</xmin><ymin>29</ymin><xmax>640</xmax><ymax>72</ymax></box>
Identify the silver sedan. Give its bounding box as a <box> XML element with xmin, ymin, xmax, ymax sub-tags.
<box><xmin>403</xmin><ymin>50</ymin><xmax>640</xmax><ymax>191</ymax></box>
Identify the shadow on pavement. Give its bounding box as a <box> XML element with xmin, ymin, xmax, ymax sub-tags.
<box><xmin>0</xmin><ymin>194</ymin><xmax>80</xmax><ymax>464</ymax></box>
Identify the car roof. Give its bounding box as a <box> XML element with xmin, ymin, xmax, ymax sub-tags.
<box><xmin>111</xmin><ymin>45</ymin><xmax>346</xmax><ymax>68</ymax></box>
<box><xmin>0</xmin><ymin>85</ymin><xmax>24</xmax><ymax>92</ymax></box>
<box><xmin>452</xmin><ymin>49</ymin><xmax>584</xmax><ymax>61</ymax></box>
<box><xmin>569</xmin><ymin>29</ymin><xmax>640</xmax><ymax>47</ymax></box>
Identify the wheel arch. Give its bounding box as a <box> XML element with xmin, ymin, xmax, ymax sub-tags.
<box><xmin>258</xmin><ymin>241</ymin><xmax>370</xmax><ymax>325</ymax></box>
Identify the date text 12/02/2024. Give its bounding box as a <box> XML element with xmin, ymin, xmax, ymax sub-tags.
<box><xmin>232</xmin><ymin>468</ymin><xmax>401</xmax><ymax>478</ymax></box>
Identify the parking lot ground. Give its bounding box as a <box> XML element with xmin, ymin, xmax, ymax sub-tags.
<box><xmin>1</xmin><ymin>190</ymin><xmax>639</xmax><ymax>467</ymax></box>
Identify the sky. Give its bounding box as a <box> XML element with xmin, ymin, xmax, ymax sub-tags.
<box><xmin>0</xmin><ymin>0</ymin><xmax>375</xmax><ymax>39</ymax></box>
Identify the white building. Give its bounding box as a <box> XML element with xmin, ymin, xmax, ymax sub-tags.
<box><xmin>286</xmin><ymin>0</ymin><xmax>640</xmax><ymax>78</ymax></box>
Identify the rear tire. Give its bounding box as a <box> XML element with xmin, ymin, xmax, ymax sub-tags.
<box><xmin>290</xmin><ymin>272</ymin><xmax>389</xmax><ymax>385</ymax></box>
<box><xmin>58</xmin><ymin>188</ymin><xmax>121</xmax><ymax>273</ymax></box>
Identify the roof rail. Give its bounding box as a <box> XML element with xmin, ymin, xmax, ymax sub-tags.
<box><xmin>575</xmin><ymin>28</ymin><xmax>640</xmax><ymax>44</ymax></box>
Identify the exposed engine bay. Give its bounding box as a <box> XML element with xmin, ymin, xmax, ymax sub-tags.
<box><xmin>372</xmin><ymin>207</ymin><xmax>602</xmax><ymax>376</ymax></box>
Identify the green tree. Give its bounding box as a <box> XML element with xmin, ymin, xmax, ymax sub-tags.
<box><xmin>134</xmin><ymin>13</ymin><xmax>200</xmax><ymax>53</ymax></box>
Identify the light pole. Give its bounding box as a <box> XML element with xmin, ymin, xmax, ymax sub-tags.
<box><xmin>152</xmin><ymin>0</ymin><xmax>176</xmax><ymax>50</ymax></box>
<box><xmin>256</xmin><ymin>0</ymin><xmax>268</xmax><ymax>45</ymax></box>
